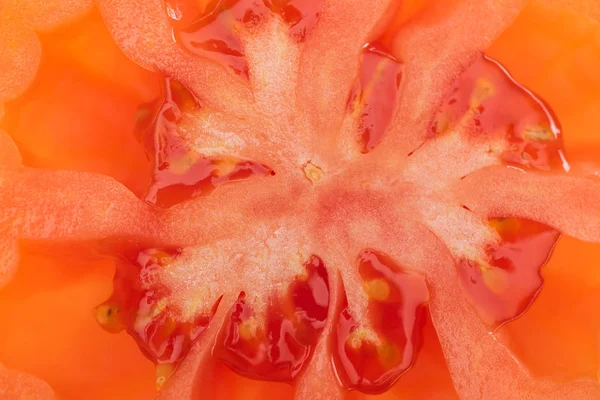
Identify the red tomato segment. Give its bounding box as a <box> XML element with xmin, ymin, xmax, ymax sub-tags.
<box><xmin>216</xmin><ymin>255</ymin><xmax>329</xmax><ymax>382</ymax></box>
<box><xmin>333</xmin><ymin>250</ymin><xmax>429</xmax><ymax>394</ymax></box>
<box><xmin>164</xmin><ymin>0</ymin><xmax>251</xmax><ymax>78</ymax></box>
<box><xmin>428</xmin><ymin>54</ymin><xmax>566</xmax><ymax>326</ymax></box>
<box><xmin>430</xmin><ymin>55</ymin><xmax>568</xmax><ymax>172</ymax></box>
<box><xmin>347</xmin><ymin>44</ymin><xmax>403</xmax><ymax>153</ymax></box>
<box><xmin>163</xmin><ymin>0</ymin><xmax>323</xmax><ymax>78</ymax></box>
<box><xmin>139</xmin><ymin>78</ymin><xmax>274</xmax><ymax>208</ymax></box>
<box><xmin>97</xmin><ymin>249</ymin><xmax>217</xmax><ymax>369</ymax></box>
<box><xmin>457</xmin><ymin>218</ymin><xmax>561</xmax><ymax>326</ymax></box>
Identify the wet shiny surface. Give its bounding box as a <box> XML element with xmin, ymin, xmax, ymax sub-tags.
<box><xmin>216</xmin><ymin>255</ymin><xmax>330</xmax><ymax>382</ymax></box>
<box><xmin>138</xmin><ymin>78</ymin><xmax>274</xmax><ymax>208</ymax></box>
<box><xmin>458</xmin><ymin>218</ymin><xmax>561</xmax><ymax>326</ymax></box>
<box><xmin>97</xmin><ymin>249</ymin><xmax>217</xmax><ymax>368</ymax></box>
<box><xmin>333</xmin><ymin>251</ymin><xmax>429</xmax><ymax>394</ymax></box>
<box><xmin>432</xmin><ymin>55</ymin><xmax>566</xmax><ymax>326</ymax></box>
<box><xmin>164</xmin><ymin>0</ymin><xmax>324</xmax><ymax>78</ymax></box>
<box><xmin>430</xmin><ymin>55</ymin><xmax>568</xmax><ymax>172</ymax></box>
<box><xmin>347</xmin><ymin>44</ymin><xmax>403</xmax><ymax>153</ymax></box>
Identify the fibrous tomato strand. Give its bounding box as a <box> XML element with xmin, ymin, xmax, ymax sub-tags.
<box><xmin>0</xmin><ymin>234</ymin><xmax>18</xmax><ymax>290</ymax></box>
<box><xmin>0</xmin><ymin>19</ymin><xmax>40</xmax><ymax>105</ymax></box>
<box><xmin>97</xmin><ymin>0</ymin><xmax>255</xmax><ymax>117</ymax></box>
<box><xmin>456</xmin><ymin>166</ymin><xmax>600</xmax><ymax>243</ymax></box>
<box><xmin>0</xmin><ymin>168</ymin><xmax>151</xmax><ymax>241</ymax></box>
<box><xmin>1</xmin><ymin>0</ymin><xmax>93</xmax><ymax>32</ymax></box>
<box><xmin>0</xmin><ymin>0</ymin><xmax>93</xmax><ymax>112</ymax></box>
<box><xmin>157</xmin><ymin>292</ymin><xmax>238</xmax><ymax>399</ymax></box>
<box><xmin>296</xmin><ymin>0</ymin><xmax>396</xmax><ymax>152</ymax></box>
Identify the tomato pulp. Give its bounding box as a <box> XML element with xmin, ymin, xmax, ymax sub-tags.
<box><xmin>0</xmin><ymin>0</ymin><xmax>600</xmax><ymax>399</ymax></box>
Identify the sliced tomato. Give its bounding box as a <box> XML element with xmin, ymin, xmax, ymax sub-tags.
<box><xmin>1</xmin><ymin>1</ymin><xmax>600</xmax><ymax>400</ymax></box>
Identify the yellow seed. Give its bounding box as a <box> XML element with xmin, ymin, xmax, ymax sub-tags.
<box><xmin>481</xmin><ymin>265</ymin><xmax>510</xmax><ymax>294</ymax></box>
<box><xmin>377</xmin><ymin>342</ymin><xmax>400</xmax><ymax>367</ymax></box>
<box><xmin>350</xmin><ymin>93</ymin><xmax>362</xmax><ymax>118</ymax></box>
<box><xmin>169</xmin><ymin>80</ymin><xmax>197</xmax><ymax>112</ymax></box>
<box><xmin>239</xmin><ymin>317</ymin><xmax>259</xmax><ymax>341</ymax></box>
<box><xmin>349</xmin><ymin>336</ymin><xmax>363</xmax><ymax>350</ymax></box>
<box><xmin>523</xmin><ymin>124</ymin><xmax>555</xmax><ymax>142</ymax></box>
<box><xmin>489</xmin><ymin>217</ymin><xmax>521</xmax><ymax>237</ymax></box>
<box><xmin>160</xmin><ymin>317</ymin><xmax>178</xmax><ymax>338</ymax></box>
<box><xmin>296</xmin><ymin>269</ymin><xmax>309</xmax><ymax>282</ymax></box>
<box><xmin>469</xmin><ymin>78</ymin><xmax>495</xmax><ymax>109</ymax></box>
<box><xmin>432</xmin><ymin>113</ymin><xmax>450</xmax><ymax>135</ymax></box>
<box><xmin>214</xmin><ymin>156</ymin><xmax>238</xmax><ymax>176</ymax></box>
<box><xmin>155</xmin><ymin>363</ymin><xmax>175</xmax><ymax>391</ymax></box>
<box><xmin>151</xmin><ymin>298</ymin><xmax>169</xmax><ymax>317</ymax></box>
<box><xmin>346</xmin><ymin>327</ymin><xmax>379</xmax><ymax>350</ymax></box>
<box><xmin>363</xmin><ymin>278</ymin><xmax>391</xmax><ymax>301</ymax></box>
<box><xmin>147</xmin><ymin>248</ymin><xmax>173</xmax><ymax>265</ymax></box>
<box><xmin>303</xmin><ymin>162</ymin><xmax>325</xmax><ymax>184</ymax></box>
<box><xmin>168</xmin><ymin>152</ymin><xmax>200</xmax><ymax>175</ymax></box>
<box><xmin>94</xmin><ymin>303</ymin><xmax>124</xmax><ymax>334</ymax></box>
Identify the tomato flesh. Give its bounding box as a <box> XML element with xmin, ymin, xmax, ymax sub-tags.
<box><xmin>139</xmin><ymin>78</ymin><xmax>274</xmax><ymax>208</ymax></box>
<box><xmin>430</xmin><ymin>55</ymin><xmax>568</xmax><ymax>172</ymax></box>
<box><xmin>458</xmin><ymin>218</ymin><xmax>561</xmax><ymax>326</ymax></box>
<box><xmin>347</xmin><ymin>44</ymin><xmax>403</xmax><ymax>153</ymax></box>
<box><xmin>98</xmin><ymin>249</ymin><xmax>217</xmax><ymax>368</ymax></box>
<box><xmin>216</xmin><ymin>255</ymin><xmax>330</xmax><ymax>381</ymax></box>
<box><xmin>427</xmin><ymin>54</ymin><xmax>566</xmax><ymax>326</ymax></box>
<box><xmin>333</xmin><ymin>250</ymin><xmax>429</xmax><ymax>394</ymax></box>
<box><xmin>80</xmin><ymin>12</ymin><xmax>581</xmax><ymax>395</ymax></box>
<box><xmin>164</xmin><ymin>0</ymin><xmax>324</xmax><ymax>78</ymax></box>
<box><xmin>2</xmin><ymin>1</ymin><xmax>600</xmax><ymax>398</ymax></box>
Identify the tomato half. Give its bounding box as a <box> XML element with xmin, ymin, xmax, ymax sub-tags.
<box><xmin>0</xmin><ymin>1</ymin><xmax>599</xmax><ymax>399</ymax></box>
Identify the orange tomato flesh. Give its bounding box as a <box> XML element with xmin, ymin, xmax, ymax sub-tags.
<box><xmin>137</xmin><ymin>78</ymin><xmax>274</xmax><ymax>208</ymax></box>
<box><xmin>0</xmin><ymin>9</ymin><xmax>160</xmax><ymax>197</ymax></box>
<box><xmin>487</xmin><ymin>0</ymin><xmax>600</xmax><ymax>381</ymax></box>
<box><xmin>333</xmin><ymin>250</ymin><xmax>429</xmax><ymax>394</ymax></box>
<box><xmin>0</xmin><ymin>0</ymin><xmax>599</xmax><ymax>398</ymax></box>
<box><xmin>0</xmin><ymin>241</ymin><xmax>155</xmax><ymax>400</ymax></box>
